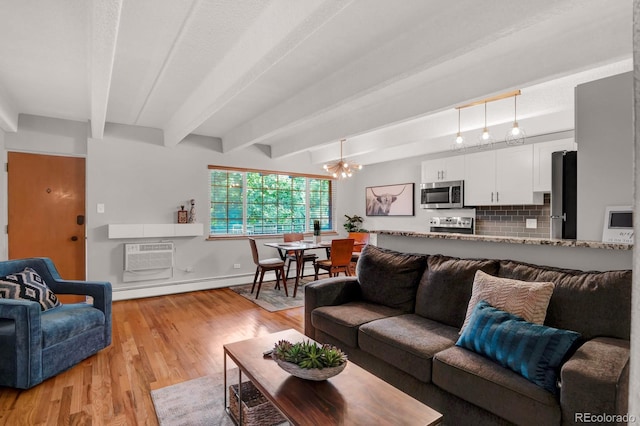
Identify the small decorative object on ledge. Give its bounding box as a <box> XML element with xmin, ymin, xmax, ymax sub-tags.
<box><xmin>313</xmin><ymin>220</ymin><xmax>321</xmax><ymax>243</ymax></box>
<box><xmin>188</xmin><ymin>198</ymin><xmax>196</xmax><ymax>223</ymax></box>
<box><xmin>177</xmin><ymin>205</ymin><xmax>188</xmax><ymax>223</ymax></box>
<box><xmin>271</xmin><ymin>339</ymin><xmax>347</xmax><ymax>381</ymax></box>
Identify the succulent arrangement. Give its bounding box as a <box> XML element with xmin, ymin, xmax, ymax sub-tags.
<box><xmin>272</xmin><ymin>340</ymin><xmax>347</xmax><ymax>369</ymax></box>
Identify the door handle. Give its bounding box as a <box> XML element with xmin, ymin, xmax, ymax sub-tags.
<box><xmin>496</xmin><ymin>192</ymin><xmax>499</xmax><ymax>202</ymax></box>
<box><xmin>491</xmin><ymin>192</ymin><xmax>494</xmax><ymax>202</ymax></box>
<box><xmin>71</xmin><ymin>236</ymin><xmax>79</xmax><ymax>241</ymax></box>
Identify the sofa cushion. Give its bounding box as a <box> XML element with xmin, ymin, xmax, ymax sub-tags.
<box><xmin>433</xmin><ymin>345</ymin><xmax>561</xmax><ymax>426</ymax></box>
<box><xmin>358</xmin><ymin>314</ymin><xmax>459</xmax><ymax>383</ymax></box>
<box><xmin>0</xmin><ymin>267</ymin><xmax>61</xmax><ymax>311</ymax></box>
<box><xmin>460</xmin><ymin>270</ymin><xmax>554</xmax><ymax>333</ymax></box>
<box><xmin>356</xmin><ymin>245</ymin><xmax>428</xmax><ymax>312</ymax></box>
<box><xmin>457</xmin><ymin>301</ymin><xmax>581</xmax><ymax>394</ymax></box>
<box><xmin>41</xmin><ymin>303</ymin><xmax>106</xmax><ymax>348</ymax></box>
<box><xmin>311</xmin><ymin>301</ymin><xmax>404</xmax><ymax>348</ymax></box>
<box><xmin>415</xmin><ymin>255</ymin><xmax>499</xmax><ymax>328</ymax></box>
<box><xmin>498</xmin><ymin>260</ymin><xmax>632</xmax><ymax>340</ymax></box>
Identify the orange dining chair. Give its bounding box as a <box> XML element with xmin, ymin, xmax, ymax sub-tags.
<box><xmin>348</xmin><ymin>232</ymin><xmax>370</xmax><ymax>264</ymax></box>
<box><xmin>282</xmin><ymin>232</ymin><xmax>317</xmax><ymax>280</ymax></box>
<box><xmin>249</xmin><ymin>238</ymin><xmax>288</xmax><ymax>299</ymax></box>
<box><xmin>314</xmin><ymin>238</ymin><xmax>355</xmax><ymax>279</ymax></box>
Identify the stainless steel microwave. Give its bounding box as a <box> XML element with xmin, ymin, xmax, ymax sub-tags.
<box><xmin>420</xmin><ymin>180</ymin><xmax>464</xmax><ymax>209</ymax></box>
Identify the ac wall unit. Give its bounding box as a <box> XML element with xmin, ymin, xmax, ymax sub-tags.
<box><xmin>124</xmin><ymin>242</ymin><xmax>174</xmax><ymax>272</ymax></box>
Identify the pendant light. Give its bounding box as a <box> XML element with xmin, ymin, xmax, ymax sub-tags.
<box><xmin>453</xmin><ymin>108</ymin><xmax>466</xmax><ymax>151</ymax></box>
<box><xmin>477</xmin><ymin>101</ymin><xmax>495</xmax><ymax>149</ymax></box>
<box><xmin>505</xmin><ymin>93</ymin><xmax>526</xmax><ymax>145</ymax></box>
<box><xmin>323</xmin><ymin>139</ymin><xmax>362</xmax><ymax>179</ymax></box>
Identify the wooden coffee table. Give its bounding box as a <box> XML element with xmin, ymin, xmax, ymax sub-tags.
<box><xmin>223</xmin><ymin>329</ymin><xmax>442</xmax><ymax>425</ymax></box>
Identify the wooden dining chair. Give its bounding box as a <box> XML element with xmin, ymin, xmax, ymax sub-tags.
<box><xmin>249</xmin><ymin>238</ymin><xmax>288</xmax><ymax>299</ymax></box>
<box><xmin>348</xmin><ymin>232</ymin><xmax>370</xmax><ymax>263</ymax></box>
<box><xmin>282</xmin><ymin>232</ymin><xmax>317</xmax><ymax>280</ymax></box>
<box><xmin>314</xmin><ymin>238</ymin><xmax>355</xmax><ymax>279</ymax></box>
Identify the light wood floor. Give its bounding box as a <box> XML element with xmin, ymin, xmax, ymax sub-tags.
<box><xmin>0</xmin><ymin>287</ymin><xmax>304</xmax><ymax>426</ymax></box>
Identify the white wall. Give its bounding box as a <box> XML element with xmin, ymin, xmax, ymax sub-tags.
<box><xmin>576</xmin><ymin>72</ymin><xmax>634</xmax><ymax>241</ymax></box>
<box><xmin>4</xmin><ymin>114</ymin><xmax>88</xmax><ymax>156</ymax></box>
<box><xmin>0</xmin><ymin>128</ymin><xmax>6</xmax><ymax>261</ymax></box>
<box><xmin>629</xmin><ymin>0</ymin><xmax>639</xmax><ymax>417</ymax></box>
<box><xmin>337</xmin><ymin>155</ymin><xmax>430</xmax><ymax>234</ymax></box>
<box><xmin>85</xmin><ymin>122</ymin><xmax>329</xmax><ymax>298</ymax></box>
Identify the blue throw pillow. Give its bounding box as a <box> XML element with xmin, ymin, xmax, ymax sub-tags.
<box><xmin>456</xmin><ymin>300</ymin><xmax>581</xmax><ymax>394</ymax></box>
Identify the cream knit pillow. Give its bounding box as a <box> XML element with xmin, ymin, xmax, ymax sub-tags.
<box><xmin>460</xmin><ymin>270</ymin><xmax>555</xmax><ymax>334</ymax></box>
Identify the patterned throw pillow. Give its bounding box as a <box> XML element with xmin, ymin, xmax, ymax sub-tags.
<box><xmin>460</xmin><ymin>270</ymin><xmax>554</xmax><ymax>334</ymax></box>
<box><xmin>0</xmin><ymin>267</ymin><xmax>62</xmax><ymax>311</ymax></box>
<box><xmin>456</xmin><ymin>300</ymin><xmax>581</xmax><ymax>394</ymax></box>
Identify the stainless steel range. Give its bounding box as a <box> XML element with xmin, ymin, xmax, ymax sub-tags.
<box><xmin>429</xmin><ymin>216</ymin><xmax>474</xmax><ymax>235</ymax></box>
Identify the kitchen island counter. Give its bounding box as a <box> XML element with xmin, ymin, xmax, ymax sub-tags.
<box><xmin>372</xmin><ymin>230</ymin><xmax>632</xmax><ymax>250</ymax></box>
<box><xmin>371</xmin><ymin>230</ymin><xmax>632</xmax><ymax>271</ymax></box>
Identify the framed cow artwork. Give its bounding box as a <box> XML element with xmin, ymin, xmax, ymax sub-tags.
<box><xmin>365</xmin><ymin>183</ymin><xmax>414</xmax><ymax>216</ymax></box>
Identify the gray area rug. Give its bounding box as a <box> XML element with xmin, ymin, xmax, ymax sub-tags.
<box><xmin>229</xmin><ymin>276</ymin><xmax>325</xmax><ymax>312</ymax></box>
<box><xmin>152</xmin><ymin>369</ymin><xmax>289</xmax><ymax>426</ymax></box>
<box><xmin>151</xmin><ymin>370</ymin><xmax>234</xmax><ymax>426</ymax></box>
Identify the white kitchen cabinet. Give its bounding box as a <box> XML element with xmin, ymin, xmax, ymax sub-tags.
<box><xmin>421</xmin><ymin>155</ymin><xmax>465</xmax><ymax>182</ymax></box>
<box><xmin>464</xmin><ymin>151</ymin><xmax>496</xmax><ymax>205</ymax></box>
<box><xmin>464</xmin><ymin>145</ymin><xmax>543</xmax><ymax>206</ymax></box>
<box><xmin>532</xmin><ymin>139</ymin><xmax>577</xmax><ymax>192</ymax></box>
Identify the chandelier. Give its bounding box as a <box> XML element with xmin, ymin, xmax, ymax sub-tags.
<box><xmin>323</xmin><ymin>139</ymin><xmax>362</xmax><ymax>179</ymax></box>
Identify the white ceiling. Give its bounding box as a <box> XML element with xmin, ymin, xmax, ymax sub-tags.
<box><xmin>0</xmin><ymin>0</ymin><xmax>633</xmax><ymax>167</ymax></box>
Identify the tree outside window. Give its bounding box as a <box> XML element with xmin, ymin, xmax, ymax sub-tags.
<box><xmin>209</xmin><ymin>167</ymin><xmax>333</xmax><ymax>236</ymax></box>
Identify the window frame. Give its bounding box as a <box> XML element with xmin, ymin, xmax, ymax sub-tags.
<box><xmin>208</xmin><ymin>165</ymin><xmax>335</xmax><ymax>239</ymax></box>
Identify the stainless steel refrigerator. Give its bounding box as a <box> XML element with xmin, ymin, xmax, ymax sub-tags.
<box><xmin>550</xmin><ymin>151</ymin><xmax>577</xmax><ymax>239</ymax></box>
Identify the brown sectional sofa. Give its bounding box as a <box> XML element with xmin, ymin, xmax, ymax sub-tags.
<box><xmin>304</xmin><ymin>245</ymin><xmax>631</xmax><ymax>426</ymax></box>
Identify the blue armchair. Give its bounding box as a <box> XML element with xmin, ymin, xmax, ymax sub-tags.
<box><xmin>0</xmin><ymin>258</ymin><xmax>112</xmax><ymax>389</ymax></box>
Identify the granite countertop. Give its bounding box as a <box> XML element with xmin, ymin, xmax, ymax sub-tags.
<box><xmin>372</xmin><ymin>230</ymin><xmax>633</xmax><ymax>251</ymax></box>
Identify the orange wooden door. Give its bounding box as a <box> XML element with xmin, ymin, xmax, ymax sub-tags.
<box><xmin>8</xmin><ymin>152</ymin><xmax>86</xmax><ymax>302</ymax></box>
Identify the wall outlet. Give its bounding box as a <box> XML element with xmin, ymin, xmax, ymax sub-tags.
<box><xmin>185</xmin><ymin>266</ymin><xmax>194</xmax><ymax>273</ymax></box>
<box><xmin>526</xmin><ymin>218</ymin><xmax>537</xmax><ymax>229</ymax></box>
<box><xmin>233</xmin><ymin>263</ymin><xmax>241</xmax><ymax>269</ymax></box>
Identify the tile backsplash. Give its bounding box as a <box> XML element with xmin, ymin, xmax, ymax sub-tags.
<box><xmin>475</xmin><ymin>194</ymin><xmax>550</xmax><ymax>238</ymax></box>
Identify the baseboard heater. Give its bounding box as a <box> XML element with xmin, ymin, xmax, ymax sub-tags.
<box><xmin>123</xmin><ymin>242</ymin><xmax>174</xmax><ymax>282</ymax></box>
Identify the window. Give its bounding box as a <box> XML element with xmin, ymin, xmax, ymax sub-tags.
<box><xmin>209</xmin><ymin>166</ymin><xmax>333</xmax><ymax>236</ymax></box>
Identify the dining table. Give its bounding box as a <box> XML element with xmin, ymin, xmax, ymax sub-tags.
<box><xmin>263</xmin><ymin>240</ymin><xmax>332</xmax><ymax>297</ymax></box>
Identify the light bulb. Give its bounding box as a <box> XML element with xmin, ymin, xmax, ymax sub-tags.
<box><xmin>341</xmin><ymin>171</ymin><xmax>347</xmax><ymax>178</ymax></box>
<box><xmin>332</xmin><ymin>172</ymin><xmax>337</xmax><ymax>178</ymax></box>
<box><xmin>357</xmin><ymin>164</ymin><xmax>363</xmax><ymax>170</ymax></box>
<box><xmin>323</xmin><ymin>164</ymin><xmax>328</xmax><ymax>170</ymax></box>
<box><xmin>482</xmin><ymin>128</ymin><xmax>490</xmax><ymax>140</ymax></box>
<box><xmin>343</xmin><ymin>162</ymin><xmax>349</xmax><ymax>168</ymax></box>
<box><xmin>455</xmin><ymin>133</ymin><xmax>464</xmax><ymax>144</ymax></box>
<box><xmin>511</xmin><ymin>123</ymin><xmax>520</xmax><ymax>136</ymax></box>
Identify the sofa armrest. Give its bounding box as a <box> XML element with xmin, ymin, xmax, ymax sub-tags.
<box><xmin>560</xmin><ymin>337</ymin><xmax>629</xmax><ymax>424</ymax></box>
<box><xmin>0</xmin><ymin>299</ymin><xmax>43</xmax><ymax>388</ymax></box>
<box><xmin>304</xmin><ymin>276</ymin><xmax>361</xmax><ymax>339</ymax></box>
<box><xmin>54</xmin><ymin>279</ymin><xmax>112</xmax><ymax>345</ymax></box>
